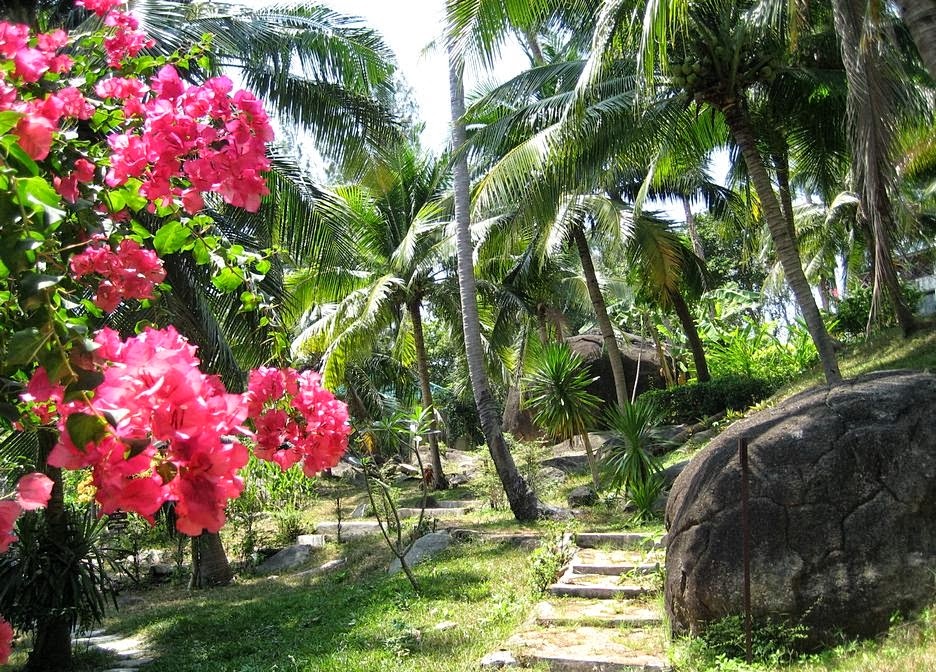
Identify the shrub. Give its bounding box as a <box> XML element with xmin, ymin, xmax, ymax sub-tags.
<box><xmin>675</xmin><ymin>614</ymin><xmax>811</xmax><ymax>669</ymax></box>
<box><xmin>641</xmin><ymin>376</ymin><xmax>778</xmax><ymax>424</ymax></box>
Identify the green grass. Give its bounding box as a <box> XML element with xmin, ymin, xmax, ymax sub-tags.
<box><xmin>98</xmin><ymin>537</ymin><xmax>537</xmax><ymax>672</ymax></box>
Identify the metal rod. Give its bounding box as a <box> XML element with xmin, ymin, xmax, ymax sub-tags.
<box><xmin>740</xmin><ymin>436</ymin><xmax>753</xmax><ymax>664</ymax></box>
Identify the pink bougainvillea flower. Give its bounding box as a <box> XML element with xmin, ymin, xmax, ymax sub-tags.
<box><xmin>0</xmin><ymin>501</ymin><xmax>21</xmax><ymax>554</ymax></box>
<box><xmin>15</xmin><ymin>473</ymin><xmax>54</xmax><ymax>511</ymax></box>
<box><xmin>75</xmin><ymin>0</ymin><xmax>124</xmax><ymax>17</ymax></box>
<box><xmin>0</xmin><ymin>22</ymin><xmax>29</xmax><ymax>59</ymax></box>
<box><xmin>14</xmin><ymin>114</ymin><xmax>56</xmax><ymax>160</ymax></box>
<box><xmin>245</xmin><ymin>367</ymin><xmax>350</xmax><ymax>477</ymax></box>
<box><xmin>0</xmin><ymin>616</ymin><xmax>13</xmax><ymax>665</ymax></box>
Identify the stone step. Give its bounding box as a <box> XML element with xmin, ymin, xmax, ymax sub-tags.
<box><xmin>571</xmin><ymin>547</ymin><xmax>660</xmax><ymax>576</ymax></box>
<box><xmin>534</xmin><ymin>600</ymin><xmax>663</xmax><ymax>628</ymax></box>
<box><xmin>548</xmin><ymin>581</ymin><xmax>650</xmax><ymax>600</ymax></box>
<box><xmin>314</xmin><ymin>520</ymin><xmax>383</xmax><ymax>538</ymax></box>
<box><xmin>575</xmin><ymin>532</ymin><xmax>661</xmax><ymax>551</ymax></box>
<box><xmin>396</xmin><ymin>506</ymin><xmax>473</xmax><ymax>519</ymax></box>
<box><xmin>507</xmin><ymin>626</ymin><xmax>670</xmax><ymax>671</ymax></box>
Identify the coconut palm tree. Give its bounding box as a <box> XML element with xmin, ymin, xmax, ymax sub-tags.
<box><xmin>447</xmin><ymin>52</ymin><xmax>543</xmax><ymax>520</ymax></box>
<box><xmin>289</xmin><ymin>141</ymin><xmax>453</xmax><ymax>489</ymax></box>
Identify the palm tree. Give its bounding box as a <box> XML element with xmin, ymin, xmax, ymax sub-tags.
<box><xmin>289</xmin><ymin>141</ymin><xmax>452</xmax><ymax>490</ymax></box>
<box><xmin>893</xmin><ymin>1</ymin><xmax>936</xmax><ymax>83</ymax></box>
<box><xmin>448</xmin><ymin>51</ymin><xmax>542</xmax><ymax>520</ymax></box>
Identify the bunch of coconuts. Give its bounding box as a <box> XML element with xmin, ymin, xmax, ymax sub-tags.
<box><xmin>667</xmin><ymin>42</ymin><xmax>784</xmax><ymax>102</ymax></box>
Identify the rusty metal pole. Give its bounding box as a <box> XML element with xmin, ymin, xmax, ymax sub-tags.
<box><xmin>739</xmin><ymin>436</ymin><xmax>753</xmax><ymax>664</ymax></box>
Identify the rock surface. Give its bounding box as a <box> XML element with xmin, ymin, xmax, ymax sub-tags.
<box><xmin>567</xmin><ymin>485</ymin><xmax>598</xmax><ymax>507</ymax></box>
<box><xmin>257</xmin><ymin>544</ymin><xmax>313</xmax><ymax>573</ymax></box>
<box><xmin>665</xmin><ymin>370</ymin><xmax>936</xmax><ymax>643</ymax></box>
<box><xmin>388</xmin><ymin>531</ymin><xmax>452</xmax><ymax>575</ymax></box>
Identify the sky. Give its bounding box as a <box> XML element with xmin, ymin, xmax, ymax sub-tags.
<box><xmin>321</xmin><ymin>0</ymin><xmax>528</xmax><ymax>151</ymax></box>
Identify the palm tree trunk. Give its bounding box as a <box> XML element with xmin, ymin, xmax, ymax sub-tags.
<box><xmin>771</xmin><ymin>147</ymin><xmax>798</xmax><ymax>242</ymax></box>
<box><xmin>581</xmin><ymin>432</ymin><xmax>601</xmax><ymax>492</ymax></box>
<box><xmin>721</xmin><ymin>101</ymin><xmax>842</xmax><ymax>384</ymax></box>
<box><xmin>407</xmin><ymin>299</ymin><xmax>448</xmax><ymax>490</ymax></box>
<box><xmin>833</xmin><ymin>0</ymin><xmax>917</xmax><ymax>337</ymax></box>
<box><xmin>25</xmin><ymin>430</ymin><xmax>72</xmax><ymax>672</ymax></box>
<box><xmin>670</xmin><ymin>290</ymin><xmax>710</xmax><ymax>383</ymax></box>
<box><xmin>895</xmin><ymin>0</ymin><xmax>936</xmax><ymax>82</ymax></box>
<box><xmin>189</xmin><ymin>532</ymin><xmax>233</xmax><ymax>588</ymax></box>
<box><xmin>570</xmin><ymin>223</ymin><xmax>629</xmax><ymax>408</ymax></box>
<box><xmin>681</xmin><ymin>197</ymin><xmax>705</xmax><ymax>260</ymax></box>
<box><xmin>449</xmin><ymin>51</ymin><xmax>540</xmax><ymax>521</ymax></box>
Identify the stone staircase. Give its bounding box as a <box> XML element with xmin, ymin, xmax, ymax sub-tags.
<box><xmin>501</xmin><ymin>532</ymin><xmax>671</xmax><ymax>671</ymax></box>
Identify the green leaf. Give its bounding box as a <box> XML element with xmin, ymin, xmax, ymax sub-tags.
<box><xmin>2</xmin><ymin>136</ymin><xmax>38</xmax><ymax>175</ymax></box>
<box><xmin>66</xmin><ymin>412</ymin><xmax>108</xmax><ymax>449</ymax></box>
<box><xmin>21</xmin><ymin>272</ymin><xmax>63</xmax><ymax>296</ymax></box>
<box><xmin>191</xmin><ymin>239</ymin><xmax>210</xmax><ymax>265</ymax></box>
<box><xmin>153</xmin><ymin>221</ymin><xmax>191</xmax><ymax>255</ymax></box>
<box><xmin>254</xmin><ymin>258</ymin><xmax>271</xmax><ymax>274</ymax></box>
<box><xmin>211</xmin><ymin>267</ymin><xmax>244</xmax><ymax>292</ymax></box>
<box><xmin>66</xmin><ymin>366</ymin><xmax>105</xmax><ymax>394</ymax></box>
<box><xmin>17</xmin><ymin>176</ymin><xmax>60</xmax><ymax>209</ymax></box>
<box><xmin>5</xmin><ymin>328</ymin><xmax>45</xmax><ymax>367</ymax></box>
<box><xmin>0</xmin><ymin>110</ymin><xmax>21</xmax><ymax>136</ymax></box>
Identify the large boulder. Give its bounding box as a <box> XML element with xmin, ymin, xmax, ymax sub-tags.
<box><xmin>665</xmin><ymin>370</ymin><xmax>936</xmax><ymax>644</ymax></box>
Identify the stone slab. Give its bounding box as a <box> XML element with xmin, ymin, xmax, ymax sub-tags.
<box><xmin>534</xmin><ymin>600</ymin><xmax>663</xmax><ymax>627</ymax></box>
<box><xmin>548</xmin><ymin>583</ymin><xmax>650</xmax><ymax>600</ymax></box>
<box><xmin>315</xmin><ymin>520</ymin><xmax>382</xmax><ymax>538</ymax></box>
<box><xmin>571</xmin><ymin>548</ymin><xmax>660</xmax><ymax>576</ymax></box>
<box><xmin>508</xmin><ymin>626</ymin><xmax>670</xmax><ymax>672</ymax></box>
<box><xmin>575</xmin><ymin>533</ymin><xmax>660</xmax><ymax>550</ymax></box>
<box><xmin>397</xmin><ymin>506</ymin><xmax>472</xmax><ymax>518</ymax></box>
<box><xmin>296</xmin><ymin>534</ymin><xmax>326</xmax><ymax>548</ymax></box>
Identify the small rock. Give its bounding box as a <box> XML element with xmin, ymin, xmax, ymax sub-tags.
<box><xmin>398</xmin><ymin>463</ymin><xmax>421</xmax><ymax>476</ymax></box>
<box><xmin>434</xmin><ymin>620</ymin><xmax>458</xmax><ymax>631</ymax></box>
<box><xmin>479</xmin><ymin>650</ymin><xmax>517</xmax><ymax>668</ymax></box>
<box><xmin>257</xmin><ymin>544</ymin><xmax>313</xmax><ymax>573</ymax></box>
<box><xmin>388</xmin><ymin>532</ymin><xmax>451</xmax><ymax>575</ymax></box>
<box><xmin>689</xmin><ymin>428</ymin><xmax>715</xmax><ymax>443</ymax></box>
<box><xmin>567</xmin><ymin>485</ymin><xmax>598</xmax><ymax>507</ymax></box>
<box><xmin>448</xmin><ymin>473</ymin><xmax>471</xmax><ymax>487</ymax></box>
<box><xmin>148</xmin><ymin>563</ymin><xmax>173</xmax><ymax>581</ymax></box>
<box><xmin>296</xmin><ymin>534</ymin><xmax>326</xmax><ymax>548</ymax></box>
<box><xmin>537</xmin><ymin>466</ymin><xmax>567</xmax><ymax>486</ymax></box>
<box><xmin>660</xmin><ymin>460</ymin><xmax>690</xmax><ymax>490</ymax></box>
<box><xmin>351</xmin><ymin>502</ymin><xmax>370</xmax><ymax>518</ymax></box>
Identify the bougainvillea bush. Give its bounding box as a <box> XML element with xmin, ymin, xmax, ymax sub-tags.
<box><xmin>0</xmin><ymin>1</ymin><xmax>350</xmax><ymax>663</ymax></box>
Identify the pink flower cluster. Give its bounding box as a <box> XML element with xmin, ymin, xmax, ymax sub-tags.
<box><xmin>69</xmin><ymin>236</ymin><xmax>166</xmax><ymax>312</ymax></box>
<box><xmin>104</xmin><ymin>64</ymin><xmax>274</xmax><ymax>213</ymax></box>
<box><xmin>0</xmin><ymin>471</ymin><xmax>52</xmax><ymax>663</ymax></box>
<box><xmin>246</xmin><ymin>367</ymin><xmax>351</xmax><ymax>476</ymax></box>
<box><xmin>0</xmin><ymin>616</ymin><xmax>11</xmax><ymax>665</ymax></box>
<box><xmin>33</xmin><ymin>327</ymin><xmax>249</xmax><ymax>536</ymax></box>
<box><xmin>0</xmin><ymin>22</ymin><xmax>93</xmax><ymax>160</ymax></box>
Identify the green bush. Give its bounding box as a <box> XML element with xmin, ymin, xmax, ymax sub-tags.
<box><xmin>675</xmin><ymin>614</ymin><xmax>810</xmax><ymax>669</ymax></box>
<box><xmin>831</xmin><ymin>282</ymin><xmax>922</xmax><ymax>341</ymax></box>
<box><xmin>640</xmin><ymin>376</ymin><xmax>778</xmax><ymax>424</ymax></box>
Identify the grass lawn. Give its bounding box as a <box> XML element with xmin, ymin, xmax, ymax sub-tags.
<box><xmin>100</xmin><ymin>535</ymin><xmax>539</xmax><ymax>672</ymax></box>
<box><xmin>6</xmin><ymin>327</ymin><xmax>936</xmax><ymax>671</ymax></box>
